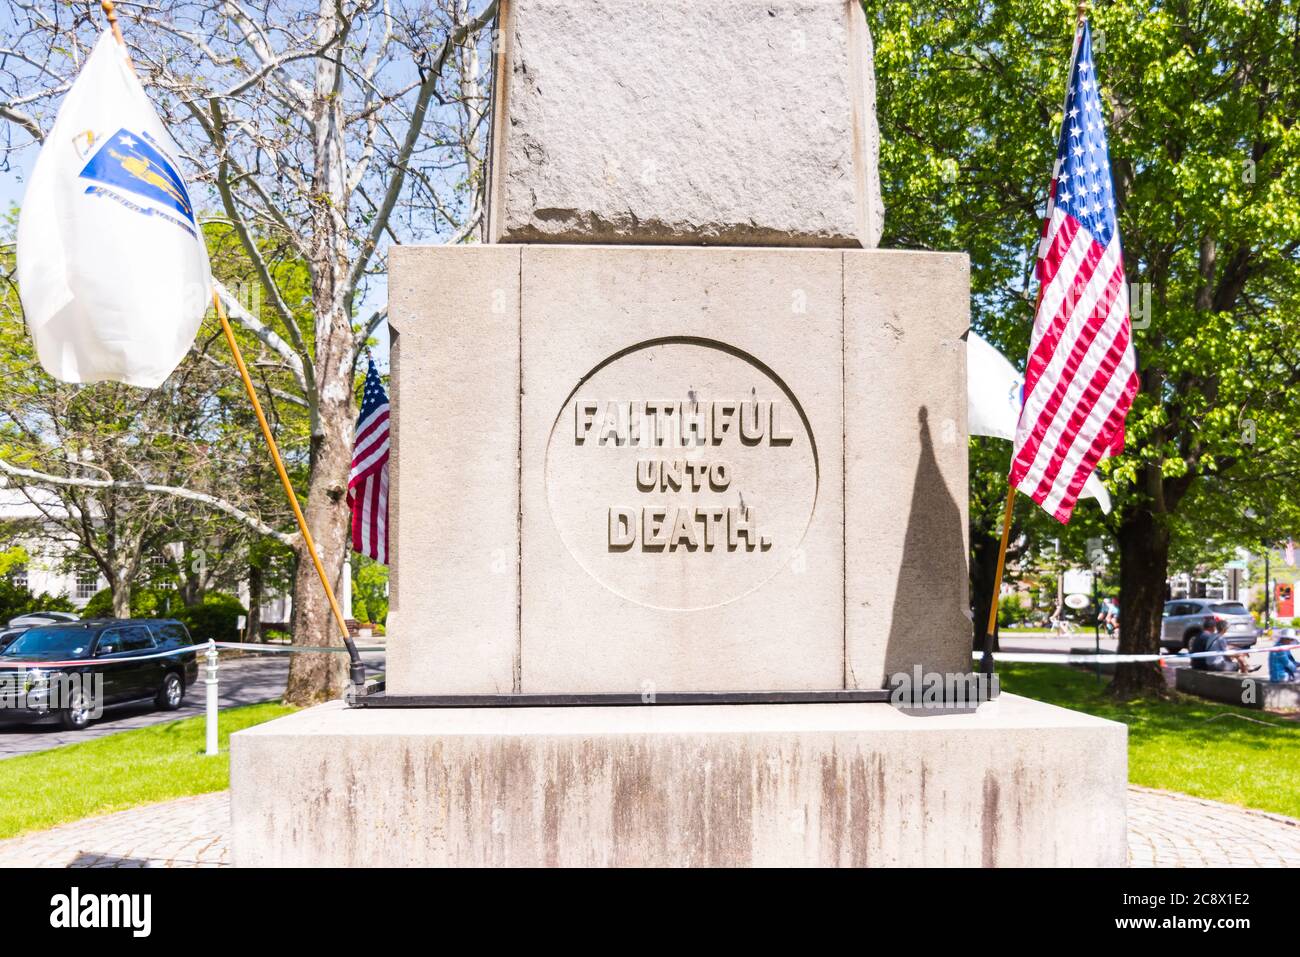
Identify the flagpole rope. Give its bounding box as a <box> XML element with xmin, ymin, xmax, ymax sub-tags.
<box><xmin>97</xmin><ymin>0</ymin><xmax>365</xmax><ymax>687</ymax></box>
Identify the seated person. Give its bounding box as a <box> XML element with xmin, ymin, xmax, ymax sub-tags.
<box><xmin>1188</xmin><ymin>628</ymin><xmax>1212</xmax><ymax>669</ymax></box>
<box><xmin>1193</xmin><ymin>621</ymin><xmax>1256</xmax><ymax>674</ymax></box>
<box><xmin>1268</xmin><ymin>632</ymin><xmax>1299</xmax><ymax>683</ymax></box>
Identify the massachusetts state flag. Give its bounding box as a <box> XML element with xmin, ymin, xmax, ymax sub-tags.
<box><xmin>17</xmin><ymin>30</ymin><xmax>210</xmax><ymax>388</ymax></box>
<box><xmin>349</xmin><ymin>357</ymin><xmax>390</xmax><ymax>564</ymax></box>
<box><xmin>1010</xmin><ymin>20</ymin><xmax>1139</xmax><ymax>522</ymax></box>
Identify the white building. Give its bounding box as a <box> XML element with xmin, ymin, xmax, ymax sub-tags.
<box><xmin>0</xmin><ymin>485</ymin><xmax>105</xmax><ymax>607</ymax></box>
<box><xmin>2</xmin><ymin>483</ymin><xmax>297</xmax><ymax>625</ymax></box>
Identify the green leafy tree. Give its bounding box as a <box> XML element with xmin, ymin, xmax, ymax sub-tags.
<box><xmin>353</xmin><ymin>557</ymin><xmax>388</xmax><ymax>626</ymax></box>
<box><xmin>0</xmin><ymin>210</ymin><xmax>296</xmax><ymax>619</ymax></box>
<box><xmin>0</xmin><ymin>579</ymin><xmax>75</xmax><ymax>623</ymax></box>
<box><xmin>870</xmin><ymin>0</ymin><xmax>1300</xmax><ymax>695</ymax></box>
<box><xmin>0</xmin><ymin>545</ymin><xmax>26</xmax><ymax>577</ymax></box>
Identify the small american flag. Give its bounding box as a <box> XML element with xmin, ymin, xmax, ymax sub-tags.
<box><xmin>1011</xmin><ymin>20</ymin><xmax>1139</xmax><ymax>522</ymax></box>
<box><xmin>349</xmin><ymin>356</ymin><xmax>390</xmax><ymax>563</ymax></box>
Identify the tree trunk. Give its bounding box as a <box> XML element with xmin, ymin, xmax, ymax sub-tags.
<box><xmin>282</xmin><ymin>382</ymin><xmax>354</xmax><ymax>704</ymax></box>
<box><xmin>246</xmin><ymin>562</ymin><xmax>264</xmax><ymax>643</ymax></box>
<box><xmin>1113</xmin><ymin>506</ymin><xmax>1171</xmax><ymax>697</ymax></box>
<box><xmin>281</xmin><ymin>2</ymin><xmax>360</xmax><ymax>706</ymax></box>
<box><xmin>111</xmin><ymin>574</ymin><xmax>131</xmax><ymax>618</ymax></box>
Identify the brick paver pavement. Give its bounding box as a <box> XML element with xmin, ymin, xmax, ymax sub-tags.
<box><xmin>0</xmin><ymin>785</ymin><xmax>1296</xmax><ymax>867</ymax></box>
<box><xmin>0</xmin><ymin>792</ymin><xmax>231</xmax><ymax>867</ymax></box>
<box><xmin>1126</xmin><ymin>785</ymin><xmax>1300</xmax><ymax>867</ymax></box>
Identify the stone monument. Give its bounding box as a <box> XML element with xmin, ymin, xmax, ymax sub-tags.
<box><xmin>231</xmin><ymin>0</ymin><xmax>1127</xmax><ymax>867</ymax></box>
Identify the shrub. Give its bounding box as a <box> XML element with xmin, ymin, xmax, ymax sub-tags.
<box><xmin>997</xmin><ymin>593</ymin><xmax>1027</xmax><ymax>629</ymax></box>
<box><xmin>0</xmin><ymin>580</ymin><xmax>76</xmax><ymax>625</ymax></box>
<box><xmin>80</xmin><ymin>586</ymin><xmax>173</xmax><ymax>619</ymax></box>
<box><xmin>174</xmin><ymin>592</ymin><xmax>247</xmax><ymax>643</ymax></box>
<box><xmin>353</xmin><ymin>560</ymin><xmax>388</xmax><ymax>625</ymax></box>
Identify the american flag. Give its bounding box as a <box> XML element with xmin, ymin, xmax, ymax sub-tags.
<box><xmin>349</xmin><ymin>356</ymin><xmax>390</xmax><ymax>563</ymax></box>
<box><xmin>1011</xmin><ymin>21</ymin><xmax>1139</xmax><ymax>522</ymax></box>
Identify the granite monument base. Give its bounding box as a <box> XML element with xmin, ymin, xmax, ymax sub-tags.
<box><xmin>230</xmin><ymin>693</ymin><xmax>1127</xmax><ymax>867</ymax></box>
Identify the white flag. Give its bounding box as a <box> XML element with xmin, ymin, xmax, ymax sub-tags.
<box><xmin>17</xmin><ymin>30</ymin><xmax>210</xmax><ymax>388</ymax></box>
<box><xmin>967</xmin><ymin>331</ymin><xmax>1112</xmax><ymax>513</ymax></box>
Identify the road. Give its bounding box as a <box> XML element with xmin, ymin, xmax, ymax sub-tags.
<box><xmin>0</xmin><ymin>648</ymin><xmax>385</xmax><ymax>759</ymax></box>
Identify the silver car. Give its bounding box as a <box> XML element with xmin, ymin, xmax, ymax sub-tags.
<box><xmin>1161</xmin><ymin>599</ymin><xmax>1258</xmax><ymax>651</ymax></box>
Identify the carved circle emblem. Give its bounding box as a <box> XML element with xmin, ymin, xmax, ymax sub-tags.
<box><xmin>545</xmin><ymin>337</ymin><xmax>818</xmax><ymax>611</ymax></box>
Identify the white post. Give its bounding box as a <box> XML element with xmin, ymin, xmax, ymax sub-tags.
<box><xmin>341</xmin><ymin>558</ymin><xmax>353</xmax><ymax>621</ymax></box>
<box><xmin>205</xmin><ymin>639</ymin><xmax>219</xmax><ymax>756</ymax></box>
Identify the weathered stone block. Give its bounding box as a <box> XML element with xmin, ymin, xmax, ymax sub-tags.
<box><xmin>844</xmin><ymin>250</ymin><xmax>972</xmax><ymax>688</ymax></box>
<box><xmin>518</xmin><ymin>245</ymin><xmax>844</xmax><ymax>692</ymax></box>
<box><xmin>231</xmin><ymin>695</ymin><xmax>1129</xmax><ymax>867</ymax></box>
<box><xmin>487</xmin><ymin>0</ymin><xmax>884</xmax><ymax>247</ymax></box>
<box><xmin>386</xmin><ymin>245</ymin><xmax>969</xmax><ymax>695</ymax></box>
<box><xmin>386</xmin><ymin>245</ymin><xmax>521</xmax><ymax>695</ymax></box>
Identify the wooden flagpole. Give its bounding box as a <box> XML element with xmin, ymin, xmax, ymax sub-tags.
<box><xmin>981</xmin><ymin>1</ymin><xmax>1091</xmax><ymax>676</ymax></box>
<box><xmin>99</xmin><ymin>0</ymin><xmax>364</xmax><ymax>687</ymax></box>
<box><xmin>980</xmin><ymin>488</ymin><xmax>1015</xmax><ymax>675</ymax></box>
<box><xmin>212</xmin><ymin>294</ymin><xmax>362</xmax><ymax>676</ymax></box>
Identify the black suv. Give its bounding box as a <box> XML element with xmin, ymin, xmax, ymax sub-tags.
<box><xmin>0</xmin><ymin>619</ymin><xmax>198</xmax><ymax>730</ymax></box>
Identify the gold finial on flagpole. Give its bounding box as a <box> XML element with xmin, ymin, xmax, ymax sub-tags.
<box><xmin>1077</xmin><ymin>0</ymin><xmax>1089</xmax><ymax>27</ymax></box>
<box><xmin>101</xmin><ymin>1</ymin><xmax>127</xmax><ymax>46</ymax></box>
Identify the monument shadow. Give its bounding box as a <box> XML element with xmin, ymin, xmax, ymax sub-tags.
<box><xmin>882</xmin><ymin>406</ymin><xmax>971</xmax><ymax>690</ymax></box>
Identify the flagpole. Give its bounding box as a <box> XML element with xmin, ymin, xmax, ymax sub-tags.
<box><xmin>213</xmin><ymin>293</ymin><xmax>364</xmax><ymax>686</ymax></box>
<box><xmin>982</xmin><ymin>3</ymin><xmax>1090</xmax><ymax>676</ymax></box>
<box><xmin>980</xmin><ymin>488</ymin><xmax>1015</xmax><ymax>675</ymax></box>
<box><xmin>101</xmin><ymin>0</ymin><xmax>126</xmax><ymax>45</ymax></box>
<box><xmin>99</xmin><ymin>0</ymin><xmax>364</xmax><ymax>689</ymax></box>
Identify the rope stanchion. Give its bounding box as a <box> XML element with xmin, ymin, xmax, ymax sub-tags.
<box><xmin>0</xmin><ymin>635</ymin><xmax>385</xmax><ymax>756</ymax></box>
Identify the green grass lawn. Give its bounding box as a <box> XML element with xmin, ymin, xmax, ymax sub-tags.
<box><xmin>1001</xmin><ymin>662</ymin><xmax>1300</xmax><ymax>818</ymax></box>
<box><xmin>0</xmin><ymin>702</ymin><xmax>294</xmax><ymax>839</ymax></box>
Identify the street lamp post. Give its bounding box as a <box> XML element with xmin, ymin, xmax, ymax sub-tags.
<box><xmin>1265</xmin><ymin>548</ymin><xmax>1272</xmax><ymax>636</ymax></box>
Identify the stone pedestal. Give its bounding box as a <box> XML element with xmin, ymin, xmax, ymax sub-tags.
<box><xmin>384</xmin><ymin>245</ymin><xmax>971</xmax><ymax>696</ymax></box>
<box><xmin>228</xmin><ymin>0</ymin><xmax>1130</xmax><ymax>867</ymax></box>
<box><xmin>231</xmin><ymin>694</ymin><xmax>1128</xmax><ymax>867</ymax></box>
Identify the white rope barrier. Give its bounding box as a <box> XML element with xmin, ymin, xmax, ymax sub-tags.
<box><xmin>978</xmin><ymin>643</ymin><xmax>1300</xmax><ymax>665</ymax></box>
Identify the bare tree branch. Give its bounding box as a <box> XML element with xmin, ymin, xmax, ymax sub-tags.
<box><xmin>0</xmin><ymin>457</ymin><xmax>297</xmax><ymax>547</ymax></box>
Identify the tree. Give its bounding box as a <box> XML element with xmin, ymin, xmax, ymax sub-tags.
<box><xmin>352</xmin><ymin>554</ymin><xmax>387</xmax><ymax>625</ymax></box>
<box><xmin>870</xmin><ymin>0</ymin><xmax>1300</xmax><ymax>696</ymax></box>
<box><xmin>0</xmin><ymin>544</ymin><xmax>26</xmax><ymax>577</ymax></box>
<box><xmin>0</xmin><ymin>208</ymin><xmax>294</xmax><ymax>618</ymax></box>
<box><xmin>1</xmin><ymin>1</ymin><xmax>494</xmax><ymax>702</ymax></box>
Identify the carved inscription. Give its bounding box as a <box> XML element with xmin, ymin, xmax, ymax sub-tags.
<box><xmin>544</xmin><ymin>339</ymin><xmax>818</xmax><ymax>611</ymax></box>
<box><xmin>573</xmin><ymin>399</ymin><xmax>800</xmax><ymax>552</ymax></box>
